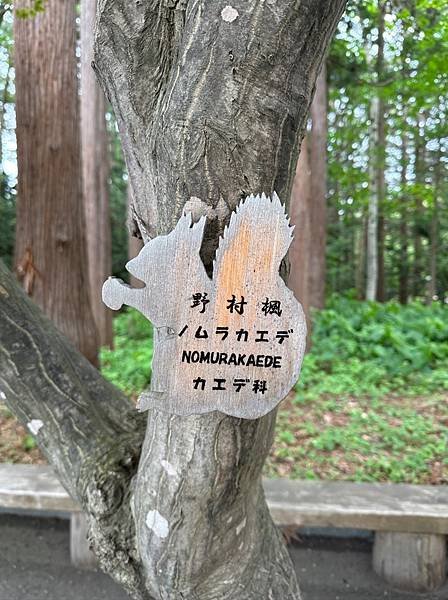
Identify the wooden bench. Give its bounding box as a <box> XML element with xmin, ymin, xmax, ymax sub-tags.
<box><xmin>265</xmin><ymin>478</ymin><xmax>448</xmax><ymax>592</ymax></box>
<box><xmin>0</xmin><ymin>464</ymin><xmax>94</xmax><ymax>569</ymax></box>
<box><xmin>1</xmin><ymin>465</ymin><xmax>447</xmax><ymax>591</ymax></box>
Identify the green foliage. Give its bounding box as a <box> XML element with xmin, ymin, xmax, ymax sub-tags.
<box><xmin>22</xmin><ymin>434</ymin><xmax>37</xmax><ymax>451</ymax></box>
<box><xmin>15</xmin><ymin>0</ymin><xmax>46</xmax><ymax>19</ymax></box>
<box><xmin>0</xmin><ymin>183</ymin><xmax>15</xmax><ymax>268</ymax></box>
<box><xmin>107</xmin><ymin>114</ymin><xmax>130</xmax><ymax>281</ymax></box>
<box><xmin>267</xmin><ymin>394</ymin><xmax>448</xmax><ymax>483</ymax></box>
<box><xmin>297</xmin><ymin>295</ymin><xmax>448</xmax><ymax>399</ymax></box>
<box><xmin>100</xmin><ymin>308</ymin><xmax>153</xmax><ymax>397</ymax></box>
<box><xmin>327</xmin><ymin>0</ymin><xmax>448</xmax><ymax>300</ymax></box>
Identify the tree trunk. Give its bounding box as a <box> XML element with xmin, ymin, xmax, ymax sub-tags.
<box><xmin>14</xmin><ymin>0</ymin><xmax>98</xmax><ymax>365</ymax></box>
<box><xmin>289</xmin><ymin>65</ymin><xmax>327</xmax><ymax>318</ymax></box>
<box><xmin>93</xmin><ymin>2</ymin><xmax>345</xmax><ymax>598</ymax></box>
<box><xmin>81</xmin><ymin>0</ymin><xmax>113</xmax><ymax>348</ymax></box>
<box><xmin>398</xmin><ymin>130</ymin><xmax>408</xmax><ymax>305</ymax></box>
<box><xmin>355</xmin><ymin>217</ymin><xmax>367</xmax><ymax>300</ymax></box>
<box><xmin>366</xmin><ymin>1</ymin><xmax>386</xmax><ymax>303</ymax></box>
<box><xmin>427</xmin><ymin>152</ymin><xmax>440</xmax><ymax>303</ymax></box>
<box><xmin>289</xmin><ymin>136</ymin><xmax>312</xmax><ymax>331</ymax></box>
<box><xmin>308</xmin><ymin>64</ymin><xmax>327</xmax><ymax>309</ymax></box>
<box><xmin>366</xmin><ymin>95</ymin><xmax>379</xmax><ymax>301</ymax></box>
<box><xmin>3</xmin><ymin>3</ymin><xmax>346</xmax><ymax>600</ymax></box>
<box><xmin>375</xmin><ymin>3</ymin><xmax>386</xmax><ymax>303</ymax></box>
<box><xmin>413</xmin><ymin>112</ymin><xmax>426</xmax><ymax>298</ymax></box>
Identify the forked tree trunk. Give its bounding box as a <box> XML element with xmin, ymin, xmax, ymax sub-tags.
<box><xmin>93</xmin><ymin>3</ymin><xmax>345</xmax><ymax>597</ymax></box>
<box><xmin>81</xmin><ymin>0</ymin><xmax>113</xmax><ymax>348</ymax></box>
<box><xmin>14</xmin><ymin>0</ymin><xmax>98</xmax><ymax>365</ymax></box>
<box><xmin>2</xmin><ymin>3</ymin><xmax>346</xmax><ymax>600</ymax></box>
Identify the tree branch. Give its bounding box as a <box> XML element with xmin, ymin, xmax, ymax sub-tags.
<box><xmin>0</xmin><ymin>261</ymin><xmax>148</xmax><ymax>597</ymax></box>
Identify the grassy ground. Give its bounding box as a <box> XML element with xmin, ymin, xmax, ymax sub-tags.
<box><xmin>2</xmin><ymin>296</ymin><xmax>447</xmax><ymax>484</ymax></box>
<box><xmin>2</xmin><ymin>391</ymin><xmax>446</xmax><ymax>484</ymax></box>
<box><xmin>266</xmin><ymin>391</ymin><xmax>448</xmax><ymax>484</ymax></box>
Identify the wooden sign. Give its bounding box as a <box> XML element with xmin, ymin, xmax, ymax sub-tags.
<box><xmin>102</xmin><ymin>193</ymin><xmax>307</xmax><ymax>419</ymax></box>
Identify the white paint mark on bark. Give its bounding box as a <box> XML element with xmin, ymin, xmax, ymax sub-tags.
<box><xmin>28</xmin><ymin>419</ymin><xmax>44</xmax><ymax>436</ymax></box>
<box><xmin>0</xmin><ymin>390</ymin><xmax>6</xmax><ymax>400</ymax></box>
<box><xmin>236</xmin><ymin>517</ymin><xmax>246</xmax><ymax>536</ymax></box>
<box><xmin>146</xmin><ymin>510</ymin><xmax>169</xmax><ymax>539</ymax></box>
<box><xmin>161</xmin><ymin>460</ymin><xmax>177</xmax><ymax>477</ymax></box>
<box><xmin>221</xmin><ymin>5</ymin><xmax>239</xmax><ymax>22</ymax></box>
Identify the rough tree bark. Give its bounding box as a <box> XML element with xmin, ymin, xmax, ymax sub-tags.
<box><xmin>14</xmin><ymin>0</ymin><xmax>99</xmax><ymax>364</ymax></box>
<box><xmin>81</xmin><ymin>0</ymin><xmax>113</xmax><ymax>348</ymax></box>
<box><xmin>3</xmin><ymin>2</ymin><xmax>346</xmax><ymax>599</ymax></box>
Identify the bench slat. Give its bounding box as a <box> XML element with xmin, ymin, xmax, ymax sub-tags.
<box><xmin>1</xmin><ymin>465</ymin><xmax>447</xmax><ymax>535</ymax></box>
<box><xmin>264</xmin><ymin>478</ymin><xmax>448</xmax><ymax>534</ymax></box>
<box><xmin>0</xmin><ymin>464</ymin><xmax>78</xmax><ymax>512</ymax></box>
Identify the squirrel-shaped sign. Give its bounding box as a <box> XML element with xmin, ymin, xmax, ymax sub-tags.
<box><xmin>103</xmin><ymin>193</ymin><xmax>306</xmax><ymax>419</ymax></box>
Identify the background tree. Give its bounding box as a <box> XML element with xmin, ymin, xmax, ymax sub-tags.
<box><xmin>81</xmin><ymin>0</ymin><xmax>113</xmax><ymax>347</ymax></box>
<box><xmin>308</xmin><ymin>64</ymin><xmax>328</xmax><ymax>310</ymax></box>
<box><xmin>14</xmin><ymin>0</ymin><xmax>98</xmax><ymax>364</ymax></box>
<box><xmin>289</xmin><ymin>66</ymin><xmax>327</xmax><ymax>328</ymax></box>
<box><xmin>289</xmin><ymin>135</ymin><xmax>312</xmax><ymax>328</ymax></box>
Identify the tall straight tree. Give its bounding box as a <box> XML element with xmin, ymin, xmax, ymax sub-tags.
<box><xmin>14</xmin><ymin>0</ymin><xmax>98</xmax><ymax>365</ymax></box>
<box><xmin>427</xmin><ymin>148</ymin><xmax>440</xmax><ymax>303</ymax></box>
<box><xmin>366</xmin><ymin>1</ymin><xmax>386</xmax><ymax>302</ymax></box>
<box><xmin>81</xmin><ymin>0</ymin><xmax>113</xmax><ymax>348</ymax></box>
<box><xmin>2</xmin><ymin>3</ymin><xmax>346</xmax><ymax>599</ymax></box>
<box><xmin>375</xmin><ymin>1</ymin><xmax>386</xmax><ymax>302</ymax></box>
<box><xmin>308</xmin><ymin>64</ymin><xmax>328</xmax><ymax>309</ymax></box>
<box><xmin>289</xmin><ymin>136</ymin><xmax>312</xmax><ymax>328</ymax></box>
<box><xmin>289</xmin><ymin>64</ymin><xmax>328</xmax><ymax>322</ymax></box>
<box><xmin>398</xmin><ymin>128</ymin><xmax>409</xmax><ymax>304</ymax></box>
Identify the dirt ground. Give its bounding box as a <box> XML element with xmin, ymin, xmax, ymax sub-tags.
<box><xmin>1</xmin><ymin>513</ymin><xmax>447</xmax><ymax>600</ymax></box>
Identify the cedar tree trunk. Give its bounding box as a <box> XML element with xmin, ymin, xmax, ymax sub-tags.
<box><xmin>81</xmin><ymin>0</ymin><xmax>113</xmax><ymax>347</ymax></box>
<box><xmin>14</xmin><ymin>0</ymin><xmax>99</xmax><ymax>364</ymax></box>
